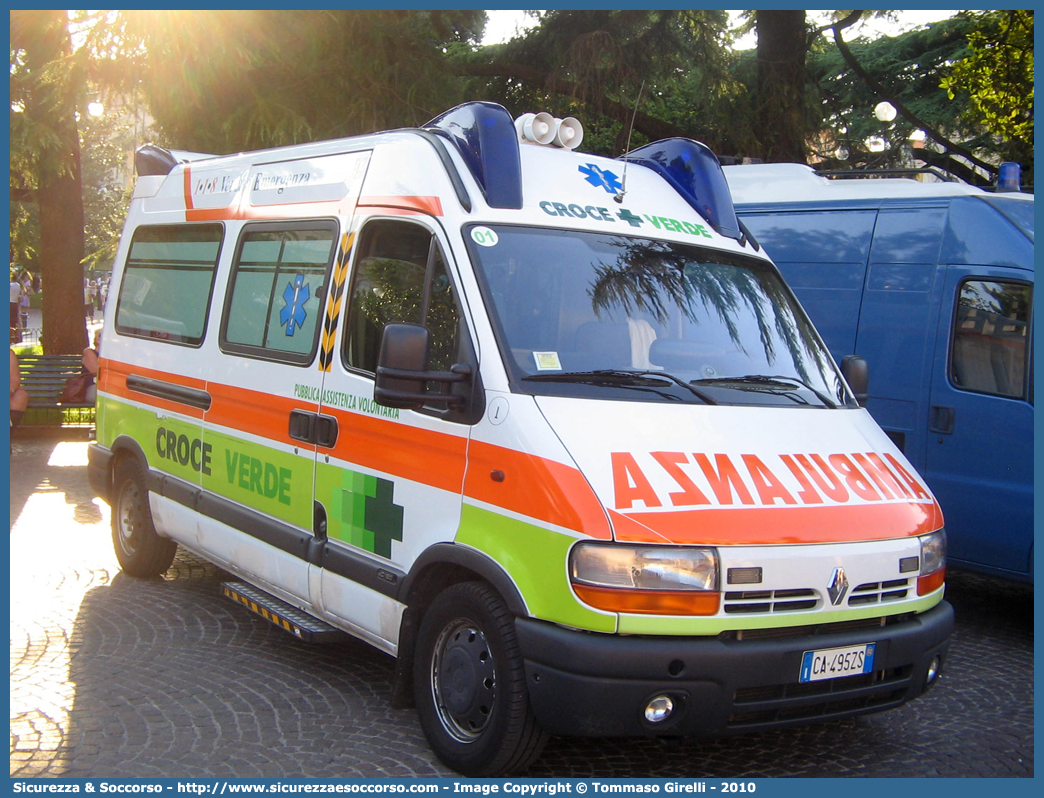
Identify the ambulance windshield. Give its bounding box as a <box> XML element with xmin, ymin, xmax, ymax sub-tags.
<box><xmin>468</xmin><ymin>226</ymin><xmax>850</xmax><ymax>407</ymax></box>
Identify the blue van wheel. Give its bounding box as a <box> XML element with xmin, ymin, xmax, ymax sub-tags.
<box><xmin>414</xmin><ymin>581</ymin><xmax>548</xmax><ymax>776</ymax></box>
<box><xmin>111</xmin><ymin>458</ymin><xmax>177</xmax><ymax>577</ymax></box>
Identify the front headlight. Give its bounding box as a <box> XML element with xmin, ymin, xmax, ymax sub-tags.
<box><xmin>917</xmin><ymin>529</ymin><xmax>947</xmax><ymax>595</ymax></box>
<box><xmin>569</xmin><ymin>543</ymin><xmax>719</xmax><ymax>615</ymax></box>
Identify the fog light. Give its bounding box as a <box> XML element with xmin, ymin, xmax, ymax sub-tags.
<box><xmin>926</xmin><ymin>655</ymin><xmax>941</xmax><ymax>686</ymax></box>
<box><xmin>644</xmin><ymin>695</ymin><xmax>674</xmax><ymax>723</ymax></box>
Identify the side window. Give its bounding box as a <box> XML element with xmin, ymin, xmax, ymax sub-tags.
<box><xmin>221</xmin><ymin>221</ymin><xmax>337</xmax><ymax>363</ymax></box>
<box><xmin>115</xmin><ymin>224</ymin><xmax>223</xmax><ymax>345</ymax></box>
<box><xmin>343</xmin><ymin>219</ymin><xmax>463</xmax><ymax>376</ymax></box>
<box><xmin>951</xmin><ymin>280</ymin><xmax>1032</xmax><ymax>398</ymax></box>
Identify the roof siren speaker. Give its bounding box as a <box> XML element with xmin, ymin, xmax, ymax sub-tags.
<box><xmin>515</xmin><ymin>112</ymin><xmax>557</xmax><ymax>145</ymax></box>
<box><xmin>552</xmin><ymin>116</ymin><xmax>584</xmax><ymax>150</ymax></box>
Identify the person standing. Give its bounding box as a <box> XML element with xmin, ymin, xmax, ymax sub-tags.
<box><xmin>10</xmin><ymin>275</ymin><xmax>22</xmax><ymax>343</ymax></box>
<box><xmin>18</xmin><ymin>273</ymin><xmax>31</xmax><ymax>332</ymax></box>
<box><xmin>84</xmin><ymin>278</ymin><xmax>95</xmax><ymax>322</ymax></box>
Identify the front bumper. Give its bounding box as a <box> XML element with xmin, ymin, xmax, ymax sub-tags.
<box><xmin>516</xmin><ymin>600</ymin><xmax>953</xmax><ymax>737</ymax></box>
<box><xmin>87</xmin><ymin>442</ymin><xmax>114</xmax><ymax>503</ymax></box>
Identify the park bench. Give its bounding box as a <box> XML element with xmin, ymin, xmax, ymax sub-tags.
<box><xmin>16</xmin><ymin>354</ymin><xmax>96</xmax><ymax>428</ymax></box>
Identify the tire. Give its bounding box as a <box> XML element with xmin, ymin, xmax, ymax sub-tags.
<box><xmin>111</xmin><ymin>457</ymin><xmax>177</xmax><ymax>577</ymax></box>
<box><xmin>414</xmin><ymin>581</ymin><xmax>548</xmax><ymax>776</ymax></box>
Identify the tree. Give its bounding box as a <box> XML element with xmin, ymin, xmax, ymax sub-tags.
<box><xmin>10</xmin><ymin>10</ymin><xmax>88</xmax><ymax>353</ymax></box>
<box><xmin>86</xmin><ymin>10</ymin><xmax>486</xmax><ymax>153</ymax></box>
<box><xmin>79</xmin><ymin>109</ymin><xmax>136</xmax><ymax>272</ymax></box>
<box><xmin>941</xmin><ymin>10</ymin><xmax>1033</xmax><ymax>182</ymax></box>
<box><xmin>807</xmin><ymin>12</ymin><xmax>1033</xmax><ymax>186</ymax></box>
<box><xmin>458</xmin><ymin>10</ymin><xmax>748</xmax><ymax>156</ymax></box>
<box><xmin>754</xmin><ymin>10</ymin><xmax>808</xmax><ymax>162</ymax></box>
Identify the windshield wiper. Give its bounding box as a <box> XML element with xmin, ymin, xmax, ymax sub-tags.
<box><xmin>691</xmin><ymin>374</ymin><xmax>837</xmax><ymax>408</ymax></box>
<box><xmin>523</xmin><ymin>369</ymin><xmax>717</xmax><ymax>405</ymax></box>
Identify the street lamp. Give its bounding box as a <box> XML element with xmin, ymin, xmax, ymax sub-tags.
<box><xmin>874</xmin><ymin>101</ymin><xmax>897</xmax><ymax>123</ymax></box>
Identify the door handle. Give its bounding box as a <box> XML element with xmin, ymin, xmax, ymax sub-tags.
<box><xmin>289</xmin><ymin>409</ymin><xmax>315</xmax><ymax>443</ymax></box>
<box><xmin>314</xmin><ymin>414</ymin><xmax>339</xmax><ymax>448</ymax></box>
<box><xmin>929</xmin><ymin>405</ymin><xmax>955</xmax><ymax>434</ymax></box>
<box><xmin>288</xmin><ymin>409</ymin><xmax>339</xmax><ymax>448</ymax></box>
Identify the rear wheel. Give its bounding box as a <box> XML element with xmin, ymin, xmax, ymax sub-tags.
<box><xmin>414</xmin><ymin>581</ymin><xmax>548</xmax><ymax>776</ymax></box>
<box><xmin>111</xmin><ymin>458</ymin><xmax>177</xmax><ymax>577</ymax></box>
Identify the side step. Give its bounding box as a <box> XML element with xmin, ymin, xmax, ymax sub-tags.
<box><xmin>221</xmin><ymin>581</ymin><xmax>348</xmax><ymax>643</ymax></box>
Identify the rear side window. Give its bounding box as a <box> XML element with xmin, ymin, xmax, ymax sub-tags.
<box><xmin>115</xmin><ymin>224</ymin><xmax>223</xmax><ymax>345</ymax></box>
<box><xmin>951</xmin><ymin>280</ymin><xmax>1032</xmax><ymax>399</ymax></box>
<box><xmin>221</xmin><ymin>221</ymin><xmax>337</xmax><ymax>363</ymax></box>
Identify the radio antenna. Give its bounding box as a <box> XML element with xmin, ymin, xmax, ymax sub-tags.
<box><xmin>614</xmin><ymin>80</ymin><xmax>645</xmax><ymax>204</ymax></box>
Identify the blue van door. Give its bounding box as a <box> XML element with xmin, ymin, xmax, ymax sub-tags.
<box><xmin>926</xmin><ymin>266</ymin><xmax>1033</xmax><ymax>579</ymax></box>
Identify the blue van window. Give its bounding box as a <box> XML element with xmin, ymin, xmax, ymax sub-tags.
<box><xmin>951</xmin><ymin>280</ymin><xmax>1032</xmax><ymax>399</ymax></box>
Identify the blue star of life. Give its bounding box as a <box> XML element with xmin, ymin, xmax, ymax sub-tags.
<box><xmin>280</xmin><ymin>274</ymin><xmax>310</xmax><ymax>336</ymax></box>
<box><xmin>579</xmin><ymin>163</ymin><xmax>623</xmax><ymax>194</ymax></box>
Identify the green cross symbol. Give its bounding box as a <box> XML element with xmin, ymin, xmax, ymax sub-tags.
<box><xmin>616</xmin><ymin>208</ymin><xmax>644</xmax><ymax>227</ymax></box>
<box><xmin>339</xmin><ymin>471</ymin><xmax>404</xmax><ymax>559</ymax></box>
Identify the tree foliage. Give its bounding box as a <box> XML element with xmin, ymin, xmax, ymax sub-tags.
<box><xmin>83</xmin><ymin>10</ymin><xmax>486</xmax><ymax>153</ymax></box>
<box><xmin>6</xmin><ymin>9</ymin><xmax>1034</xmax><ymax>353</ymax></box>
<box><xmin>459</xmin><ymin>10</ymin><xmax>751</xmax><ymax>157</ymax></box>
<box><xmin>940</xmin><ymin>10</ymin><xmax>1033</xmax><ymax>174</ymax></box>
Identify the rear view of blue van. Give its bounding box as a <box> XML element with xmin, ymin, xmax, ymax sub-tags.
<box><xmin>725</xmin><ymin>164</ymin><xmax>1033</xmax><ymax>583</ymax></box>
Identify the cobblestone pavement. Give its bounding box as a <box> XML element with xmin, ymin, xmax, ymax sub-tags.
<box><xmin>9</xmin><ymin>436</ymin><xmax>1034</xmax><ymax>779</ymax></box>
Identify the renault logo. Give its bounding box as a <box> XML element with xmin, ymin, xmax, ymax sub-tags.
<box><xmin>827</xmin><ymin>567</ymin><xmax>849</xmax><ymax>606</ymax></box>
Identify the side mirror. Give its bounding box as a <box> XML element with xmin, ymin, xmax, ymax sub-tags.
<box><xmin>841</xmin><ymin>355</ymin><xmax>869</xmax><ymax>407</ymax></box>
<box><xmin>374</xmin><ymin>323</ymin><xmax>470</xmax><ymax>410</ymax></box>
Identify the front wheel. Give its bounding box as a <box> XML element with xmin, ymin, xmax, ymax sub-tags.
<box><xmin>414</xmin><ymin>581</ymin><xmax>548</xmax><ymax>776</ymax></box>
<box><xmin>111</xmin><ymin>457</ymin><xmax>177</xmax><ymax>577</ymax></box>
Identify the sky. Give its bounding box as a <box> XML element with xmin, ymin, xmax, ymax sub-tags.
<box><xmin>481</xmin><ymin>10</ymin><xmax>961</xmax><ymax>47</ymax></box>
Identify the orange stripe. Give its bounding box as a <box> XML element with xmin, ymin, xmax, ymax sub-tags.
<box><xmin>183</xmin><ymin>167</ymin><xmax>195</xmax><ymax>210</ymax></box>
<box><xmin>101</xmin><ymin>359</ymin><xmax>207</xmax><ymax>419</ymax></box>
<box><xmin>185</xmin><ymin>201</ymin><xmax>353</xmax><ymax>223</ymax></box>
<box><xmin>206</xmin><ymin>382</ymin><xmax>467</xmax><ymax>493</ymax></box>
<box><xmin>614</xmin><ymin>501</ymin><xmax>943</xmax><ymax>546</ymax></box>
<box><xmin>206</xmin><ymin>382</ymin><xmax>316</xmax><ymax>448</ymax></box>
<box><xmin>464</xmin><ymin>441</ymin><xmax>612</xmax><ymax>539</ymax></box>
<box><xmin>356</xmin><ymin>195</ymin><xmax>444</xmax><ymax>216</ymax></box>
<box><xmin>322</xmin><ymin>407</ymin><xmax>467</xmax><ymax>495</ymax></box>
<box><xmin>179</xmin><ymin>189</ymin><xmax>439</xmax><ymax>222</ymax></box>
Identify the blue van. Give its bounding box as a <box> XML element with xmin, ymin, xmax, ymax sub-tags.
<box><xmin>725</xmin><ymin>164</ymin><xmax>1034</xmax><ymax>583</ymax></box>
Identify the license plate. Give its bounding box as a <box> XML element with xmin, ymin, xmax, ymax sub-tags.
<box><xmin>800</xmin><ymin>643</ymin><xmax>876</xmax><ymax>683</ymax></box>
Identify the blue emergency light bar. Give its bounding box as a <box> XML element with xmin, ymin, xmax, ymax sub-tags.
<box><xmin>620</xmin><ymin>138</ymin><xmax>743</xmax><ymax>240</ymax></box>
<box><xmin>425</xmin><ymin>102</ymin><xmax>524</xmax><ymax>210</ymax></box>
<box><xmin>426</xmin><ymin>102</ymin><xmax>742</xmax><ymax>237</ymax></box>
<box><xmin>997</xmin><ymin>162</ymin><xmax>1022</xmax><ymax>193</ymax></box>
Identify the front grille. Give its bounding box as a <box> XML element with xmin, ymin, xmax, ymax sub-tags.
<box><xmin>723</xmin><ymin>588</ymin><xmax>818</xmax><ymax>614</ymax></box>
<box><xmin>719</xmin><ymin>613</ymin><xmax>910</xmax><ymax>642</ymax></box>
<box><xmin>728</xmin><ymin>665</ymin><xmax>913</xmax><ymax>728</ymax></box>
<box><xmin>848</xmin><ymin>579</ymin><xmax>912</xmax><ymax>606</ymax></box>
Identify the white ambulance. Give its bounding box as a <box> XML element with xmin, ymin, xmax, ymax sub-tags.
<box><xmin>89</xmin><ymin>102</ymin><xmax>953</xmax><ymax>775</ymax></box>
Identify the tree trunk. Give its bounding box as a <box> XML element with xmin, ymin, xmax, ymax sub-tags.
<box><xmin>13</xmin><ymin>10</ymin><xmax>88</xmax><ymax>354</ymax></box>
<box><xmin>756</xmin><ymin>10</ymin><xmax>808</xmax><ymax>163</ymax></box>
<box><xmin>37</xmin><ymin>163</ymin><xmax>87</xmax><ymax>355</ymax></box>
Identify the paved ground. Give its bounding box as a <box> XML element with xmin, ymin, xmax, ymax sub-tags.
<box><xmin>9</xmin><ymin>434</ymin><xmax>1035</xmax><ymax>779</ymax></box>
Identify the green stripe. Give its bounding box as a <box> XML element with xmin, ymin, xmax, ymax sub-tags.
<box><xmin>456</xmin><ymin>504</ymin><xmax>616</xmax><ymax>633</ymax></box>
<box><xmin>97</xmin><ymin>396</ymin><xmax>313</xmax><ymax>530</ymax></box>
